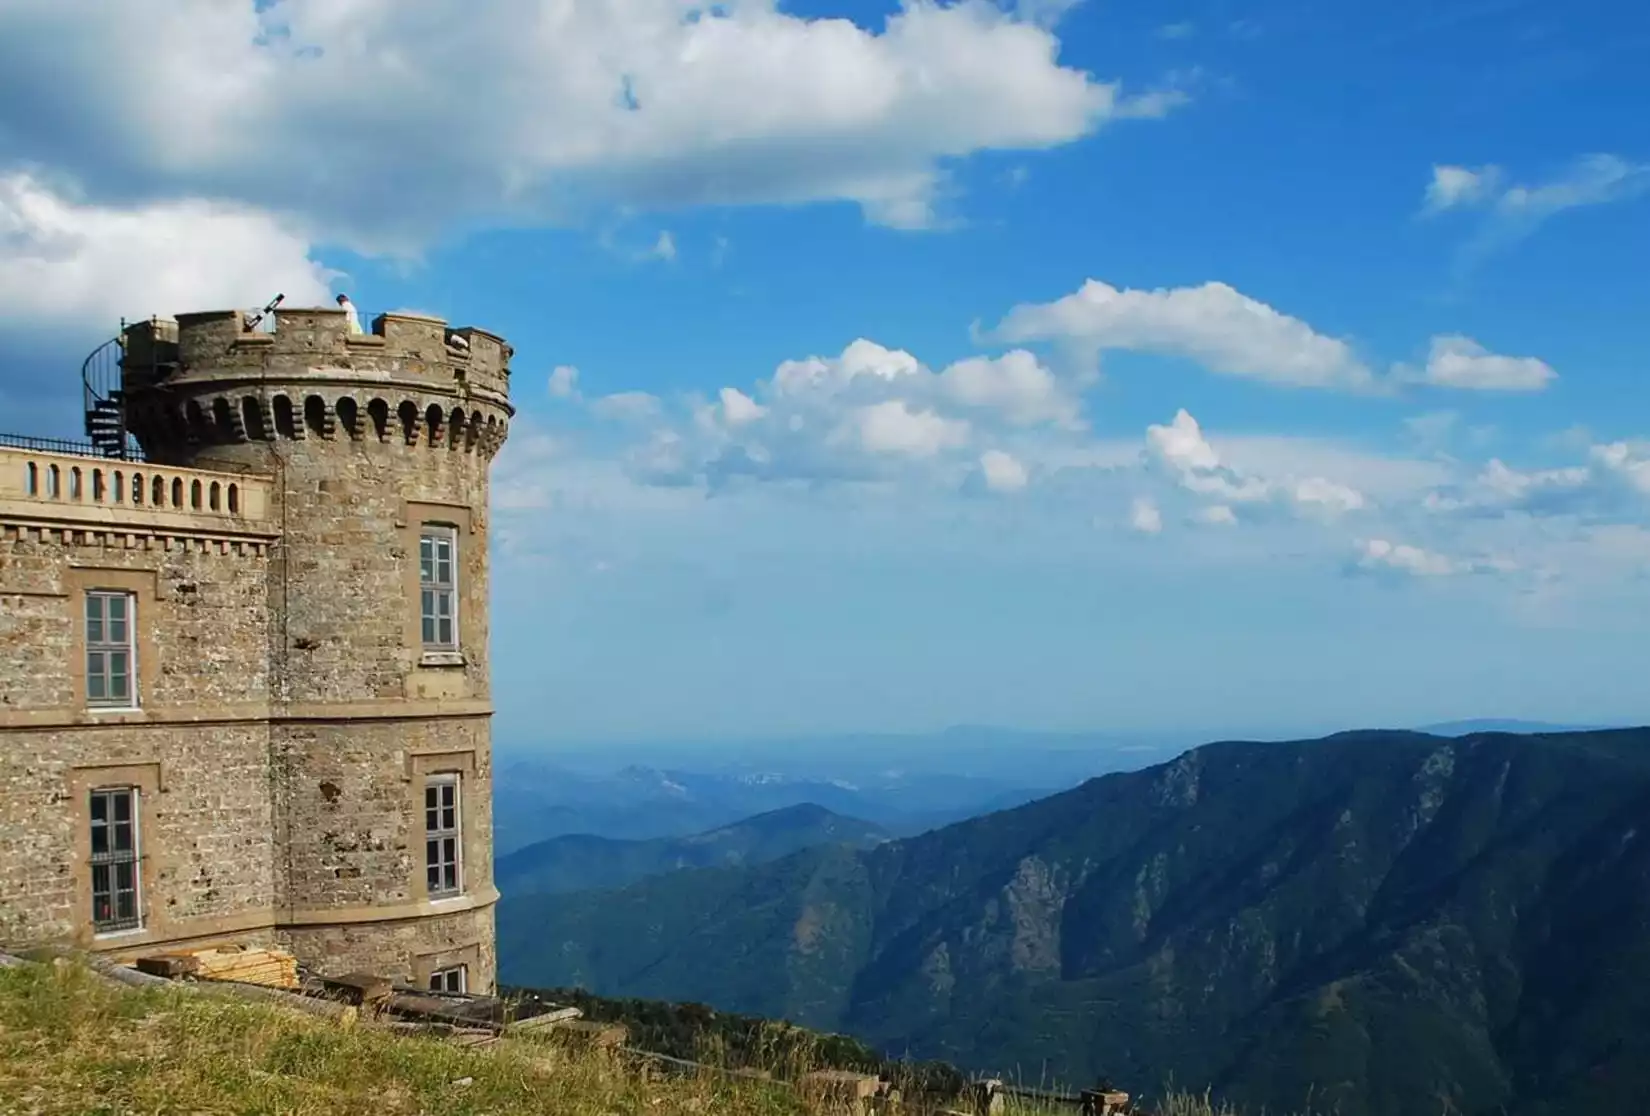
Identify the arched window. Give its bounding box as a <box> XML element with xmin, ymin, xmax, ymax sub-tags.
<box><xmin>209</xmin><ymin>482</ymin><xmax>221</xmax><ymax>511</ymax></box>
<box><xmin>336</xmin><ymin>397</ymin><xmax>360</xmax><ymax>441</ymax></box>
<box><xmin>273</xmin><ymin>396</ymin><xmax>298</xmax><ymax>440</ymax></box>
<box><xmin>191</xmin><ymin>479</ymin><xmax>203</xmax><ymax>510</ymax></box>
<box><xmin>242</xmin><ymin>396</ymin><xmax>269</xmax><ymax>441</ymax></box>
<box><xmin>171</xmin><ymin>477</ymin><xmax>184</xmax><ymax>507</ymax></box>
<box><xmin>227</xmin><ymin>483</ymin><xmax>240</xmax><ymax>514</ymax></box>
<box><xmin>304</xmin><ymin>395</ymin><xmax>329</xmax><ymax>438</ymax></box>
<box><xmin>398</xmin><ymin>400</ymin><xmax>419</xmax><ymax>444</ymax></box>
<box><xmin>368</xmin><ymin>399</ymin><xmax>390</xmax><ymax>442</ymax></box>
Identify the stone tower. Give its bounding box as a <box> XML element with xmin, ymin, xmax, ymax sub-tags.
<box><xmin>119</xmin><ymin>306</ymin><xmax>511</xmax><ymax>992</ymax></box>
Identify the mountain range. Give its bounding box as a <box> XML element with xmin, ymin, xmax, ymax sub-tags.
<box><xmin>498</xmin><ymin>726</ymin><xmax>1650</xmax><ymax>1116</ymax></box>
<box><xmin>490</xmin><ymin>755</ymin><xmax>1076</xmax><ymax>854</ymax></box>
<box><xmin>495</xmin><ymin>803</ymin><xmax>891</xmax><ymax>897</ymax></box>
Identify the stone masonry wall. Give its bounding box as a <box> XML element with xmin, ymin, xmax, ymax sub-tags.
<box><xmin>271</xmin><ymin>718</ymin><xmax>493</xmax><ymax>914</ymax></box>
<box><xmin>279</xmin><ymin>905</ymin><xmax>497</xmax><ymax>991</ymax></box>
<box><xmin>0</xmin><ymin>531</ymin><xmax>277</xmax><ymax>949</ymax></box>
<box><xmin>0</xmin><ymin>528</ymin><xmax>272</xmax><ymax>714</ymax></box>
<box><xmin>0</xmin><ymin>721</ymin><xmax>276</xmax><ymax>950</ymax></box>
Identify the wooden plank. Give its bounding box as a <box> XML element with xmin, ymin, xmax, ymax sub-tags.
<box><xmin>503</xmin><ymin>1006</ymin><xmax>583</xmax><ymax>1033</ymax></box>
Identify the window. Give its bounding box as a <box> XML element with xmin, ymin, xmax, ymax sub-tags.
<box><xmin>89</xmin><ymin>788</ymin><xmax>141</xmax><ymax>933</ymax></box>
<box><xmin>419</xmin><ymin>527</ymin><xmax>458</xmax><ymax>649</ymax></box>
<box><xmin>429</xmin><ymin>965</ymin><xmax>467</xmax><ymax>994</ymax></box>
<box><xmin>85</xmin><ymin>591</ymin><xmax>137</xmax><ymax>709</ymax></box>
<box><xmin>425</xmin><ymin>775</ymin><xmax>462</xmax><ymax>897</ymax></box>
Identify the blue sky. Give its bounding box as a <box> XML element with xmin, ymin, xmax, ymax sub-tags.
<box><xmin>1</xmin><ymin>0</ymin><xmax>1647</xmax><ymax>745</ymax></box>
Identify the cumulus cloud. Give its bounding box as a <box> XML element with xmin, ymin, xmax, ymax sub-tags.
<box><xmin>992</xmin><ymin>279</ymin><xmax>1375</xmax><ymax>391</ymax></box>
<box><xmin>1143</xmin><ymin>409</ymin><xmax>1369</xmax><ymax>521</ymax></box>
<box><xmin>0</xmin><ymin>0</ymin><xmax>1184</xmax><ymax>250</ymax></box>
<box><xmin>548</xmin><ymin>365</ymin><xmax>582</xmax><ymax>398</ymax></box>
<box><xmin>1191</xmin><ymin>504</ymin><xmax>1237</xmax><ymax>527</ymax></box>
<box><xmin>0</xmin><ymin>172</ymin><xmax>333</xmax><ymax>335</ymax></box>
<box><xmin>978</xmin><ymin>449</ymin><xmax>1030</xmax><ymax>493</ymax></box>
<box><xmin>1394</xmin><ymin>335</ymin><xmax>1556</xmax><ymax>392</ymax></box>
<box><xmin>579</xmin><ymin>337</ymin><xmax>1079</xmax><ymax>491</ymax></box>
<box><xmin>1349</xmin><ymin>538</ymin><xmax>1516</xmax><ymax>579</ymax></box>
<box><xmin>1423</xmin><ymin>441</ymin><xmax>1650</xmax><ymax>522</ymax></box>
<box><xmin>1128</xmin><ymin>496</ymin><xmax>1163</xmax><ymax>534</ymax></box>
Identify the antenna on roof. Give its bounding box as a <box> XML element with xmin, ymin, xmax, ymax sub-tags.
<box><xmin>244</xmin><ymin>293</ymin><xmax>286</xmax><ymax>331</ymax></box>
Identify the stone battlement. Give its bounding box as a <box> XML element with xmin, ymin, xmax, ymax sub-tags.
<box><xmin>121</xmin><ymin>308</ymin><xmax>510</xmax><ymax>464</ymax></box>
<box><xmin>128</xmin><ymin>305</ymin><xmax>512</xmax><ymax>410</ymax></box>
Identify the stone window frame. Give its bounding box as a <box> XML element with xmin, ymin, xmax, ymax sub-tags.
<box><xmin>418</xmin><ymin>525</ymin><xmax>459</xmax><ymax>652</ymax></box>
<box><xmin>397</xmin><ymin>500</ymin><xmax>473</xmax><ymax>668</ymax></box>
<box><xmin>88</xmin><ymin>786</ymin><xmax>142</xmax><ymax>931</ymax></box>
<box><xmin>406</xmin><ymin>749</ymin><xmax>477</xmax><ymax>905</ymax></box>
<box><xmin>65</xmin><ymin>567</ymin><xmax>161</xmax><ymax>717</ymax></box>
<box><xmin>67</xmin><ymin>761</ymin><xmax>164</xmax><ymax>944</ymax></box>
<box><xmin>424</xmin><ymin>772</ymin><xmax>463</xmax><ymax>899</ymax></box>
<box><xmin>428</xmin><ymin>965</ymin><xmax>468</xmax><ymax>994</ymax></box>
<box><xmin>412</xmin><ymin>942</ymin><xmax>482</xmax><ymax>994</ymax></box>
<box><xmin>84</xmin><ymin>590</ymin><xmax>139</xmax><ymax>710</ymax></box>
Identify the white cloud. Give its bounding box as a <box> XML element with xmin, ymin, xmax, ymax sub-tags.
<box><xmin>1350</xmin><ymin>538</ymin><xmax>1516</xmax><ymax>579</ymax></box>
<box><xmin>589</xmin><ymin>337</ymin><xmax>1084</xmax><ymax>490</ymax></box>
<box><xmin>0</xmin><ymin>172</ymin><xmax>333</xmax><ymax>334</ymax></box>
<box><xmin>0</xmin><ymin>0</ymin><xmax>1185</xmax><ymax>249</ymax></box>
<box><xmin>719</xmin><ymin>387</ymin><xmax>766</xmax><ymax>426</ymax></box>
<box><xmin>1424</xmin><ymin>441</ymin><xmax>1650</xmax><ymax>521</ymax></box>
<box><xmin>548</xmin><ymin>365</ymin><xmax>582</xmax><ymax>398</ymax></box>
<box><xmin>851</xmin><ymin>400</ymin><xmax>970</xmax><ymax>458</ymax></box>
<box><xmin>1422</xmin><ymin>164</ymin><xmax>1503</xmax><ymax>214</ymax></box>
<box><xmin>978</xmin><ymin>449</ymin><xmax>1030</xmax><ymax>493</ymax></box>
<box><xmin>1129</xmin><ymin>496</ymin><xmax>1163</xmax><ymax>534</ymax></box>
<box><xmin>992</xmin><ymin>279</ymin><xmax>1375</xmax><ymax>391</ymax></box>
<box><xmin>1424</xmin><ymin>155</ymin><xmax>1650</xmax><ymax>262</ymax></box>
<box><xmin>1396</xmin><ymin>335</ymin><xmax>1556</xmax><ymax>392</ymax></box>
<box><xmin>1143</xmin><ymin>409</ymin><xmax>1369</xmax><ymax>521</ymax></box>
<box><xmin>1157</xmin><ymin>21</ymin><xmax>1196</xmax><ymax>39</ymax></box>
<box><xmin>1192</xmin><ymin>504</ymin><xmax>1237</xmax><ymax>527</ymax></box>
<box><xmin>936</xmin><ymin>349</ymin><xmax>1081</xmax><ymax>427</ymax></box>
<box><xmin>650</xmin><ymin>231</ymin><xmax>678</xmax><ymax>262</ymax></box>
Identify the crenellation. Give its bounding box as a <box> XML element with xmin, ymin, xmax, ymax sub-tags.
<box><xmin>1</xmin><ymin>301</ymin><xmax>511</xmax><ymax>992</ymax></box>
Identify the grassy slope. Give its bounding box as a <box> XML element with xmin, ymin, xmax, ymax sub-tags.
<box><xmin>0</xmin><ymin>962</ymin><xmax>804</xmax><ymax>1116</ymax></box>
<box><xmin>0</xmin><ymin>961</ymin><xmax>1259</xmax><ymax>1116</ymax></box>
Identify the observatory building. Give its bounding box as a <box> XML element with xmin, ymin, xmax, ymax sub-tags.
<box><xmin>0</xmin><ymin>304</ymin><xmax>511</xmax><ymax>993</ymax></box>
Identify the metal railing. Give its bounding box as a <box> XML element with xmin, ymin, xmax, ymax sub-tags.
<box><xmin>0</xmin><ymin>431</ymin><xmax>145</xmax><ymax>461</ymax></box>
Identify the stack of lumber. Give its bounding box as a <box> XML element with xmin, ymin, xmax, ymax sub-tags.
<box><xmin>134</xmin><ymin>945</ymin><xmax>299</xmax><ymax>989</ymax></box>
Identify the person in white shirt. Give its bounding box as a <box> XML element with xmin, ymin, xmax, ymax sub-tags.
<box><xmin>336</xmin><ymin>294</ymin><xmax>363</xmax><ymax>335</ymax></box>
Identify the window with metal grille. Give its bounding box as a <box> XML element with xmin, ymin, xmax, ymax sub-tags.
<box><xmin>85</xmin><ymin>591</ymin><xmax>137</xmax><ymax>708</ymax></box>
<box><xmin>425</xmin><ymin>775</ymin><xmax>462</xmax><ymax>897</ymax></box>
<box><xmin>419</xmin><ymin>528</ymin><xmax>457</xmax><ymax>649</ymax></box>
<box><xmin>89</xmin><ymin>788</ymin><xmax>141</xmax><ymax>932</ymax></box>
<box><xmin>428</xmin><ymin>965</ymin><xmax>467</xmax><ymax>994</ymax></box>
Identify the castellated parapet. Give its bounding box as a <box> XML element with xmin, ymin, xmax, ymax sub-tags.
<box><xmin>0</xmin><ymin>305</ymin><xmax>512</xmax><ymax>993</ymax></box>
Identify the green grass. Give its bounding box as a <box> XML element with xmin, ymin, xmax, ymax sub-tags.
<box><xmin>0</xmin><ymin>960</ymin><xmax>1250</xmax><ymax>1116</ymax></box>
<box><xmin>0</xmin><ymin>960</ymin><xmax>806</xmax><ymax>1116</ymax></box>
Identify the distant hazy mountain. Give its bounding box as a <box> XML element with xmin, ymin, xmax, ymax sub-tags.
<box><xmin>496</xmin><ymin>803</ymin><xmax>891</xmax><ymax>897</ymax></box>
<box><xmin>492</xmin><ymin>728</ymin><xmax>1194</xmax><ymax>854</ymax></box>
<box><xmin>491</xmin><ymin>759</ymin><xmax>1067</xmax><ymax>855</ymax></box>
<box><xmin>500</xmin><ymin>727</ymin><xmax>1650</xmax><ymax>1116</ymax></box>
<box><xmin>1415</xmin><ymin>718</ymin><xmax>1623</xmax><ymax>736</ymax></box>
